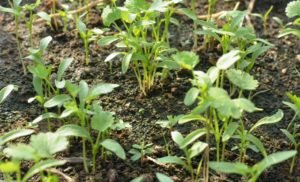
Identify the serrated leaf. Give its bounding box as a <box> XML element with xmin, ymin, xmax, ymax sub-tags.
<box><xmin>172</xmin><ymin>51</ymin><xmax>199</xmax><ymax>70</ymax></box>
<box><xmin>226</xmin><ymin>69</ymin><xmax>258</xmax><ymax>90</ymax></box>
<box><xmin>4</xmin><ymin>144</ymin><xmax>36</xmax><ymax>160</ymax></box>
<box><xmin>286</xmin><ymin>1</ymin><xmax>300</xmax><ymax>18</ymax></box>
<box><xmin>101</xmin><ymin>6</ymin><xmax>121</xmax><ymax>26</ymax></box>
<box><xmin>30</xmin><ymin>132</ymin><xmax>68</xmax><ymax>158</ymax></box>
<box><xmin>91</xmin><ymin>110</ymin><xmax>114</xmax><ymax>132</ymax></box>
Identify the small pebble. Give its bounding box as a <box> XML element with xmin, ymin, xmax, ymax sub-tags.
<box><xmin>281</xmin><ymin>68</ymin><xmax>287</xmax><ymax>74</ymax></box>
<box><xmin>296</xmin><ymin>55</ymin><xmax>300</xmax><ymax>62</ymax></box>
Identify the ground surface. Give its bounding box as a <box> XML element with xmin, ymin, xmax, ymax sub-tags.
<box><xmin>0</xmin><ymin>0</ymin><xmax>299</xmax><ymax>181</ymax></box>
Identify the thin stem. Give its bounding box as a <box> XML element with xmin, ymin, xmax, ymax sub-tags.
<box><xmin>82</xmin><ymin>139</ymin><xmax>89</xmax><ymax>173</ymax></box>
<box><xmin>15</xmin><ymin>17</ymin><xmax>26</xmax><ymax>74</ymax></box>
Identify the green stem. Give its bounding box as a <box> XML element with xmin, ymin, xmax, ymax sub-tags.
<box><xmin>82</xmin><ymin>139</ymin><xmax>89</xmax><ymax>173</ymax></box>
<box><xmin>15</xmin><ymin>17</ymin><xmax>26</xmax><ymax>74</ymax></box>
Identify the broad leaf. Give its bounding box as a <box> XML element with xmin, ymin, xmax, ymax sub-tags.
<box><xmin>44</xmin><ymin>94</ymin><xmax>71</xmax><ymax>108</ymax></box>
<box><xmin>101</xmin><ymin>139</ymin><xmax>126</xmax><ymax>160</ymax></box>
<box><xmin>57</xmin><ymin>58</ymin><xmax>73</xmax><ymax>81</ymax></box>
<box><xmin>180</xmin><ymin>129</ymin><xmax>206</xmax><ymax>149</ymax></box>
<box><xmin>32</xmin><ymin>112</ymin><xmax>59</xmax><ymax>124</ymax></box>
<box><xmin>91</xmin><ymin>111</ymin><xmax>114</xmax><ymax>132</ymax></box>
<box><xmin>98</xmin><ymin>36</ymin><xmax>119</xmax><ymax>46</ymax></box>
<box><xmin>172</xmin><ymin>51</ymin><xmax>199</xmax><ymax>70</ymax></box>
<box><xmin>286</xmin><ymin>1</ymin><xmax>300</xmax><ymax>18</ymax></box>
<box><xmin>101</xmin><ymin>6</ymin><xmax>121</xmax><ymax>26</ymax></box>
<box><xmin>226</xmin><ymin>69</ymin><xmax>258</xmax><ymax>90</ymax></box>
<box><xmin>188</xmin><ymin>141</ymin><xmax>208</xmax><ymax>159</ymax></box>
<box><xmin>0</xmin><ymin>161</ymin><xmax>19</xmax><ymax>173</ymax></box>
<box><xmin>222</xmin><ymin>122</ymin><xmax>239</xmax><ymax>142</ymax></box>
<box><xmin>57</xmin><ymin>124</ymin><xmax>91</xmax><ymax>141</ymax></box>
<box><xmin>30</xmin><ymin>132</ymin><xmax>69</xmax><ymax>158</ymax></box>
<box><xmin>4</xmin><ymin>144</ymin><xmax>36</xmax><ymax>160</ymax></box>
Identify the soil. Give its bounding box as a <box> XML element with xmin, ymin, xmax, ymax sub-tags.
<box><xmin>0</xmin><ymin>0</ymin><xmax>299</xmax><ymax>182</ymax></box>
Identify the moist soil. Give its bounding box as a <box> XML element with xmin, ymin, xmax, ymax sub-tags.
<box><xmin>0</xmin><ymin>0</ymin><xmax>299</xmax><ymax>181</ymax></box>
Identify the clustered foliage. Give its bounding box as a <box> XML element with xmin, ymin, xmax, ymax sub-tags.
<box><xmin>0</xmin><ymin>0</ymin><xmax>299</xmax><ymax>181</ymax></box>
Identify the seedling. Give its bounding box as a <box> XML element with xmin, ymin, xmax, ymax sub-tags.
<box><xmin>281</xmin><ymin>92</ymin><xmax>300</xmax><ymax>173</ymax></box>
<box><xmin>23</xmin><ymin>0</ymin><xmax>41</xmax><ymax>47</ymax></box>
<box><xmin>1</xmin><ymin>132</ymin><xmax>68</xmax><ymax>182</ymax></box>
<box><xmin>157</xmin><ymin>130</ymin><xmax>208</xmax><ymax>181</ymax></box>
<box><xmin>129</xmin><ymin>142</ymin><xmax>154</xmax><ymax>163</ymax></box>
<box><xmin>278</xmin><ymin>1</ymin><xmax>300</xmax><ymax>39</ymax></box>
<box><xmin>77</xmin><ymin>18</ymin><xmax>93</xmax><ymax>65</ymax></box>
<box><xmin>0</xmin><ymin>0</ymin><xmax>26</xmax><ymax>74</ymax></box>
<box><xmin>208</xmin><ymin>0</ymin><xmax>218</xmax><ymax>20</ymax></box>
<box><xmin>251</xmin><ymin>6</ymin><xmax>273</xmax><ymax>35</ymax></box>
<box><xmin>99</xmin><ymin>0</ymin><xmax>181</xmax><ymax>96</ymax></box>
<box><xmin>209</xmin><ymin>150</ymin><xmax>297</xmax><ymax>182</ymax></box>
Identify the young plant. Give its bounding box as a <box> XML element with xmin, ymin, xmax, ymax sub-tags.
<box><xmin>0</xmin><ymin>85</ymin><xmax>17</xmax><ymax>104</ymax></box>
<box><xmin>99</xmin><ymin>0</ymin><xmax>181</xmax><ymax>96</ymax></box>
<box><xmin>77</xmin><ymin>18</ymin><xmax>94</xmax><ymax>65</ymax></box>
<box><xmin>129</xmin><ymin>142</ymin><xmax>154</xmax><ymax>163</ymax></box>
<box><xmin>278</xmin><ymin>1</ymin><xmax>300</xmax><ymax>39</ymax></box>
<box><xmin>0</xmin><ymin>0</ymin><xmax>26</xmax><ymax>74</ymax></box>
<box><xmin>57</xmin><ymin>107</ymin><xmax>127</xmax><ymax>173</ymax></box>
<box><xmin>209</xmin><ymin>150</ymin><xmax>297</xmax><ymax>182</ymax></box>
<box><xmin>157</xmin><ymin>130</ymin><xmax>208</xmax><ymax>181</ymax></box>
<box><xmin>23</xmin><ymin>0</ymin><xmax>41</xmax><ymax>47</ymax></box>
<box><xmin>281</xmin><ymin>92</ymin><xmax>300</xmax><ymax>173</ymax></box>
<box><xmin>207</xmin><ymin>0</ymin><xmax>218</xmax><ymax>20</ymax></box>
<box><xmin>1</xmin><ymin>132</ymin><xmax>68</xmax><ymax>182</ymax></box>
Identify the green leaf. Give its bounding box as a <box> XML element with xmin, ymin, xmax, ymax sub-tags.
<box><xmin>149</xmin><ymin>0</ymin><xmax>170</xmax><ymax>12</ymax></box>
<box><xmin>180</xmin><ymin>129</ymin><xmax>206</xmax><ymax>149</ymax></box>
<box><xmin>157</xmin><ymin>156</ymin><xmax>187</xmax><ymax>169</ymax></box>
<box><xmin>250</xmin><ymin>110</ymin><xmax>284</xmax><ymax>132</ymax></box>
<box><xmin>98</xmin><ymin>36</ymin><xmax>119</xmax><ymax>46</ymax></box>
<box><xmin>130</xmin><ymin>176</ymin><xmax>144</xmax><ymax>182</ymax></box>
<box><xmin>0</xmin><ymin>129</ymin><xmax>34</xmax><ymax>146</ymax></box>
<box><xmin>4</xmin><ymin>144</ymin><xmax>36</xmax><ymax>160</ymax></box>
<box><xmin>56</xmin><ymin>124</ymin><xmax>91</xmax><ymax>141</ymax></box>
<box><xmin>209</xmin><ymin>162</ymin><xmax>250</xmax><ymax>176</ymax></box>
<box><xmin>232</xmin><ymin>98</ymin><xmax>261</xmax><ymax>113</ymax></box>
<box><xmin>0</xmin><ymin>161</ymin><xmax>19</xmax><ymax>173</ymax></box>
<box><xmin>57</xmin><ymin>58</ymin><xmax>73</xmax><ymax>81</ymax></box>
<box><xmin>216</xmin><ymin>50</ymin><xmax>240</xmax><ymax>70</ymax></box>
<box><xmin>91</xmin><ymin>110</ymin><xmax>114</xmax><ymax>132</ymax></box>
<box><xmin>252</xmin><ymin>150</ymin><xmax>297</xmax><ymax>179</ymax></box>
<box><xmin>32</xmin><ymin>76</ymin><xmax>43</xmax><ymax>97</ymax></box>
<box><xmin>125</xmin><ymin>0</ymin><xmax>149</xmax><ymax>13</ymax></box>
<box><xmin>28</xmin><ymin>64</ymin><xmax>50</xmax><ymax>79</ymax></box>
<box><xmin>188</xmin><ymin>141</ymin><xmax>208</xmax><ymax>159</ymax></box>
<box><xmin>171</xmin><ymin>131</ymin><xmax>184</xmax><ymax>146</ymax></box>
<box><xmin>79</xmin><ymin>81</ymin><xmax>89</xmax><ymax>104</ymax></box>
<box><xmin>172</xmin><ymin>51</ymin><xmax>199</xmax><ymax>70</ymax></box>
<box><xmin>87</xmin><ymin>83</ymin><xmax>119</xmax><ymax>100</ymax></box>
<box><xmin>286</xmin><ymin>1</ymin><xmax>300</xmax><ymax>18</ymax></box>
<box><xmin>37</xmin><ymin>12</ymin><xmax>51</xmax><ymax>22</ymax></box>
<box><xmin>178</xmin><ymin>114</ymin><xmax>207</xmax><ymax>124</ymax></box>
<box><xmin>65</xmin><ymin>81</ymin><xmax>79</xmax><ymax>98</ymax></box>
<box><xmin>0</xmin><ymin>6</ymin><xmax>18</xmax><ymax>15</ymax></box>
<box><xmin>39</xmin><ymin>36</ymin><xmax>52</xmax><ymax>53</ymax></box>
<box><xmin>156</xmin><ymin>173</ymin><xmax>173</xmax><ymax>182</ymax></box>
<box><xmin>246</xmin><ymin>133</ymin><xmax>267</xmax><ymax>157</ymax></box>
<box><xmin>104</xmin><ymin>52</ymin><xmax>124</xmax><ymax>62</ymax></box>
<box><xmin>32</xmin><ymin>112</ymin><xmax>59</xmax><ymax>124</ymax></box>
<box><xmin>77</xmin><ymin>19</ymin><xmax>86</xmax><ymax>33</ymax></box>
<box><xmin>22</xmin><ymin>159</ymin><xmax>66</xmax><ymax>182</ymax></box>
<box><xmin>280</xmin><ymin>129</ymin><xmax>297</xmax><ymax>146</ymax></box>
<box><xmin>101</xmin><ymin>139</ymin><xmax>126</xmax><ymax>160</ymax></box>
<box><xmin>226</xmin><ymin>69</ymin><xmax>258</xmax><ymax>90</ymax></box>
<box><xmin>184</xmin><ymin>87</ymin><xmax>199</xmax><ymax>106</ymax></box>
<box><xmin>30</xmin><ymin>133</ymin><xmax>68</xmax><ymax>158</ymax></box>
<box><xmin>179</xmin><ymin>8</ymin><xmax>197</xmax><ymax>20</ymax></box>
<box><xmin>0</xmin><ymin>85</ymin><xmax>17</xmax><ymax>104</ymax></box>
<box><xmin>101</xmin><ymin>6</ymin><xmax>121</xmax><ymax>26</ymax></box>
<box><xmin>122</xmin><ymin>52</ymin><xmax>133</xmax><ymax>73</ymax></box>
<box><xmin>222</xmin><ymin>122</ymin><xmax>239</xmax><ymax>142</ymax></box>
<box><xmin>44</xmin><ymin>94</ymin><xmax>71</xmax><ymax>108</ymax></box>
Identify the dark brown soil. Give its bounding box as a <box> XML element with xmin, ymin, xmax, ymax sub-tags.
<box><xmin>0</xmin><ymin>0</ymin><xmax>299</xmax><ymax>181</ymax></box>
